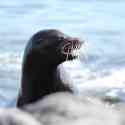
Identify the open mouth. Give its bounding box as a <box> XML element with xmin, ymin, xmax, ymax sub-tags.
<box><xmin>61</xmin><ymin>38</ymin><xmax>83</xmax><ymax>57</ymax></box>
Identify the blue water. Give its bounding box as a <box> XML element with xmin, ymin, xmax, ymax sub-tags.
<box><xmin>0</xmin><ymin>0</ymin><xmax>125</xmax><ymax>106</ymax></box>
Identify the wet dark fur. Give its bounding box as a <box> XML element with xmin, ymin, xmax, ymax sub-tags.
<box><xmin>17</xmin><ymin>29</ymin><xmax>79</xmax><ymax>107</ymax></box>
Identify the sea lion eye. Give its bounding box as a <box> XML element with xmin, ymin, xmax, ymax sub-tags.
<box><xmin>58</xmin><ymin>37</ymin><xmax>64</xmax><ymax>41</ymax></box>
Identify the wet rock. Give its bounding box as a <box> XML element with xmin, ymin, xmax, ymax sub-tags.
<box><xmin>0</xmin><ymin>108</ymin><xmax>41</xmax><ymax>125</ymax></box>
<box><xmin>25</xmin><ymin>92</ymin><xmax>124</xmax><ymax>125</ymax></box>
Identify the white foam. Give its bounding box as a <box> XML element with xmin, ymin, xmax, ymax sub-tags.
<box><xmin>62</xmin><ymin>59</ymin><xmax>125</xmax><ymax>100</ymax></box>
<box><xmin>0</xmin><ymin>52</ymin><xmax>22</xmax><ymax>71</ymax></box>
<box><xmin>77</xmin><ymin>68</ymin><xmax>125</xmax><ymax>89</ymax></box>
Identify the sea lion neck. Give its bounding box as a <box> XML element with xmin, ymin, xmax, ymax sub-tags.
<box><xmin>19</xmin><ymin>50</ymin><xmax>63</xmax><ymax>105</ymax></box>
<box><xmin>22</xmin><ymin>50</ymin><xmax>59</xmax><ymax>82</ymax></box>
<box><xmin>22</xmin><ymin>54</ymin><xmax>58</xmax><ymax>86</ymax></box>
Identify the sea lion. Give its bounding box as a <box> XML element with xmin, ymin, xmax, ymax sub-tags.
<box><xmin>17</xmin><ymin>29</ymin><xmax>83</xmax><ymax>107</ymax></box>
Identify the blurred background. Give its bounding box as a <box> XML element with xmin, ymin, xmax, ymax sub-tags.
<box><xmin>0</xmin><ymin>0</ymin><xmax>125</xmax><ymax>106</ymax></box>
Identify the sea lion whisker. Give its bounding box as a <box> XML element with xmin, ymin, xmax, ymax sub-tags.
<box><xmin>66</xmin><ymin>50</ymin><xmax>70</xmax><ymax>61</ymax></box>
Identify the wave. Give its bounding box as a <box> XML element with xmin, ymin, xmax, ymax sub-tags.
<box><xmin>0</xmin><ymin>52</ymin><xmax>22</xmax><ymax>71</ymax></box>
<box><xmin>62</xmin><ymin>59</ymin><xmax>125</xmax><ymax>102</ymax></box>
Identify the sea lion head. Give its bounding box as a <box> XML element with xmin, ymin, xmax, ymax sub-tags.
<box><xmin>25</xmin><ymin>29</ymin><xmax>83</xmax><ymax>66</ymax></box>
<box><xmin>17</xmin><ymin>29</ymin><xmax>84</xmax><ymax>107</ymax></box>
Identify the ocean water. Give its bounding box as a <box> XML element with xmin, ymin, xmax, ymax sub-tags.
<box><xmin>0</xmin><ymin>0</ymin><xmax>125</xmax><ymax>106</ymax></box>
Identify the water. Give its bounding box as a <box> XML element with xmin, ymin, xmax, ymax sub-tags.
<box><xmin>0</xmin><ymin>0</ymin><xmax>125</xmax><ymax>106</ymax></box>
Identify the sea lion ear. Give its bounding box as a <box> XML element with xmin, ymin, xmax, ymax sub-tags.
<box><xmin>36</xmin><ymin>38</ymin><xmax>43</xmax><ymax>44</ymax></box>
